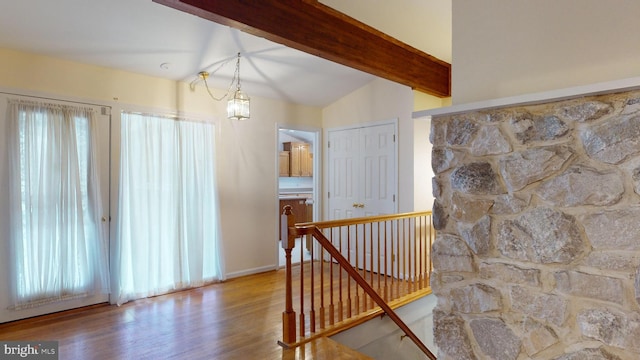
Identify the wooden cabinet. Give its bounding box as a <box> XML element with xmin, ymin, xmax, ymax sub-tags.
<box><xmin>283</xmin><ymin>142</ymin><xmax>312</xmax><ymax>177</ymax></box>
<box><xmin>302</xmin><ymin>149</ymin><xmax>313</xmax><ymax>177</ymax></box>
<box><xmin>279</xmin><ymin>151</ymin><xmax>290</xmax><ymax>177</ymax></box>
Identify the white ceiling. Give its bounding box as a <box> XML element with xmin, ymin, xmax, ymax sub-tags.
<box><xmin>0</xmin><ymin>0</ymin><xmax>451</xmax><ymax>107</ymax></box>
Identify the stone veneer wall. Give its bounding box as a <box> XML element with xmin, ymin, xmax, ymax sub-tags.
<box><xmin>430</xmin><ymin>89</ymin><xmax>640</xmax><ymax>360</ymax></box>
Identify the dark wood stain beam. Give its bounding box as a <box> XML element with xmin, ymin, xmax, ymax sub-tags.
<box><xmin>153</xmin><ymin>0</ymin><xmax>451</xmax><ymax>97</ymax></box>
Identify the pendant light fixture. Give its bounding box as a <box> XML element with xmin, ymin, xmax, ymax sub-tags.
<box><xmin>190</xmin><ymin>52</ymin><xmax>250</xmax><ymax>120</ymax></box>
<box><xmin>227</xmin><ymin>53</ymin><xmax>250</xmax><ymax>120</ymax></box>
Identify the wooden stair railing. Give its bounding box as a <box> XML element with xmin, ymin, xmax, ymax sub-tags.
<box><xmin>279</xmin><ymin>206</ymin><xmax>436</xmax><ymax>359</ymax></box>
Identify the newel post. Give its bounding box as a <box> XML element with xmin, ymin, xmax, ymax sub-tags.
<box><xmin>281</xmin><ymin>205</ymin><xmax>297</xmax><ymax>345</ymax></box>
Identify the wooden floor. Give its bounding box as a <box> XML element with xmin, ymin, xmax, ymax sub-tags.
<box><xmin>0</xmin><ymin>269</ymin><xmax>371</xmax><ymax>360</ymax></box>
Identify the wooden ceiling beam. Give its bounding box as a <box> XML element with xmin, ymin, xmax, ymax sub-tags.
<box><xmin>153</xmin><ymin>0</ymin><xmax>451</xmax><ymax>97</ymax></box>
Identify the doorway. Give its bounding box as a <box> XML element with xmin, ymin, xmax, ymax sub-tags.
<box><xmin>277</xmin><ymin>126</ymin><xmax>321</xmax><ymax>267</ymax></box>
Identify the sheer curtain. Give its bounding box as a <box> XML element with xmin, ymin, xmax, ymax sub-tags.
<box><xmin>114</xmin><ymin>112</ymin><xmax>224</xmax><ymax>305</ymax></box>
<box><xmin>7</xmin><ymin>100</ymin><xmax>110</xmax><ymax>309</ymax></box>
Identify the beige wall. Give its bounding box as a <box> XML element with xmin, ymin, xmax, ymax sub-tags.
<box><xmin>452</xmin><ymin>0</ymin><xmax>640</xmax><ymax>104</ymax></box>
<box><xmin>0</xmin><ymin>46</ymin><xmax>440</xmax><ymax>296</ymax></box>
<box><xmin>0</xmin><ymin>48</ymin><xmax>322</xmax><ymax>280</ymax></box>
<box><xmin>413</xmin><ymin>91</ymin><xmax>448</xmax><ymax>112</ymax></box>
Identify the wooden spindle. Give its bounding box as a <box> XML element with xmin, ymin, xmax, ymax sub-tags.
<box><xmin>319</xmin><ymin>244</ymin><xmax>326</xmax><ymax>329</ymax></box>
<box><xmin>337</xmin><ymin>227</ymin><xmax>344</xmax><ymax>322</ymax></box>
<box><xmin>416</xmin><ymin>222</ymin><xmax>420</xmax><ymax>290</ymax></box>
<box><xmin>383</xmin><ymin>220</ymin><xmax>389</xmax><ymax>302</ymax></box>
<box><xmin>420</xmin><ymin>218</ymin><xmax>423</xmax><ymax>288</ymax></box>
<box><xmin>324</xmin><ymin>232</ymin><xmax>332</xmax><ymax>327</ymax></box>
<box><xmin>281</xmin><ymin>205</ymin><xmax>296</xmax><ymax>344</ymax></box>
<box><xmin>310</xmin><ymin>235</ymin><xmax>315</xmax><ymax>333</ymax></box>
<box><xmin>376</xmin><ymin>221</ymin><xmax>381</xmax><ymax>295</ymax></box>
<box><xmin>395</xmin><ymin>220</ymin><xmax>400</xmax><ymax>298</ymax></box>
<box><xmin>369</xmin><ymin>222</ymin><xmax>374</xmax><ymax>310</ymax></box>
<box><xmin>299</xmin><ymin>239</ymin><xmax>305</xmax><ymax>337</ymax></box>
<box><xmin>403</xmin><ymin>218</ymin><xmax>408</xmax><ymax>293</ymax></box>
<box><xmin>346</xmin><ymin>225</ymin><xmax>352</xmax><ymax>318</ymax></box>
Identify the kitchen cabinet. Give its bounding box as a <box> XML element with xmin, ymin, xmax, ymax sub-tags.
<box><xmin>279</xmin><ymin>151</ymin><xmax>290</xmax><ymax>177</ymax></box>
<box><xmin>283</xmin><ymin>142</ymin><xmax>312</xmax><ymax>177</ymax></box>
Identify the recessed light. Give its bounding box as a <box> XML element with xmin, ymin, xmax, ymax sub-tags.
<box><xmin>160</xmin><ymin>62</ymin><xmax>171</xmax><ymax>70</ymax></box>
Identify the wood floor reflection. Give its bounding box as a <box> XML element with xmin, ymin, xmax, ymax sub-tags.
<box><xmin>0</xmin><ymin>269</ymin><xmax>370</xmax><ymax>359</ymax></box>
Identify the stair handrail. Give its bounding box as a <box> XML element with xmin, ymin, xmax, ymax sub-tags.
<box><xmin>281</xmin><ymin>205</ymin><xmax>436</xmax><ymax>359</ymax></box>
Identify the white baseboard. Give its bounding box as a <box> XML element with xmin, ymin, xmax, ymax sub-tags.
<box><xmin>225</xmin><ymin>265</ymin><xmax>277</xmax><ymax>279</ymax></box>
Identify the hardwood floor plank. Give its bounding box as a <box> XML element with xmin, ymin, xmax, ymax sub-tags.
<box><xmin>0</xmin><ymin>271</ymin><xmax>284</xmax><ymax>359</ymax></box>
<box><xmin>0</xmin><ymin>269</ymin><xmax>375</xmax><ymax>359</ymax></box>
<box><xmin>293</xmin><ymin>338</ymin><xmax>373</xmax><ymax>360</ymax></box>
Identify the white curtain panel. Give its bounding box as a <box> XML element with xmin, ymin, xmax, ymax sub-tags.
<box><xmin>114</xmin><ymin>112</ymin><xmax>224</xmax><ymax>305</ymax></box>
<box><xmin>7</xmin><ymin>100</ymin><xmax>110</xmax><ymax>309</ymax></box>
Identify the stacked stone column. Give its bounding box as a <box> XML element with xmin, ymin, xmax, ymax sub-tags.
<box><xmin>431</xmin><ymin>89</ymin><xmax>640</xmax><ymax>359</ymax></box>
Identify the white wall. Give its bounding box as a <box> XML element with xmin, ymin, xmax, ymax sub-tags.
<box><xmin>322</xmin><ymin>78</ymin><xmax>432</xmax><ymax>213</ymax></box>
<box><xmin>452</xmin><ymin>0</ymin><xmax>640</xmax><ymax>104</ymax></box>
<box><xmin>414</xmin><ymin>117</ymin><xmax>434</xmax><ymax>211</ymax></box>
<box><xmin>0</xmin><ymin>47</ymin><xmax>322</xmax><ymax>287</ymax></box>
<box><xmin>331</xmin><ymin>294</ymin><xmax>438</xmax><ymax>358</ymax></box>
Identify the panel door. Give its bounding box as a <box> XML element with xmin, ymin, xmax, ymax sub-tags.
<box><xmin>328</xmin><ymin>128</ymin><xmax>360</xmax><ymax>222</ymax></box>
<box><xmin>327</xmin><ymin>122</ymin><xmax>397</xmax><ymax>275</ymax></box>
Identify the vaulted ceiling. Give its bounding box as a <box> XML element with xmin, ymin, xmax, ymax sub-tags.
<box><xmin>0</xmin><ymin>0</ymin><xmax>451</xmax><ymax>107</ymax></box>
<box><xmin>154</xmin><ymin>0</ymin><xmax>450</xmax><ymax>97</ymax></box>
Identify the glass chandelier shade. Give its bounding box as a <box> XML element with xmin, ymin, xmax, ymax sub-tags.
<box><xmin>227</xmin><ymin>52</ymin><xmax>250</xmax><ymax>120</ymax></box>
<box><xmin>227</xmin><ymin>88</ymin><xmax>250</xmax><ymax>120</ymax></box>
<box><xmin>190</xmin><ymin>52</ymin><xmax>251</xmax><ymax>120</ymax></box>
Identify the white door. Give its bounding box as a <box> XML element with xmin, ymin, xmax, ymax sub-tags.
<box><xmin>327</xmin><ymin>122</ymin><xmax>397</xmax><ymax>274</ymax></box>
<box><xmin>360</xmin><ymin>124</ymin><xmax>396</xmax><ymax>217</ymax></box>
<box><xmin>328</xmin><ymin>127</ymin><xmax>360</xmax><ymax>220</ymax></box>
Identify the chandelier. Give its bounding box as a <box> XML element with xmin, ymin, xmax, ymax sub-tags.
<box><xmin>190</xmin><ymin>52</ymin><xmax>250</xmax><ymax>120</ymax></box>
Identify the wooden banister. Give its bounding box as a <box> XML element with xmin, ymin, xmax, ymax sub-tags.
<box><xmin>296</xmin><ymin>211</ymin><xmax>434</xmax><ymax>228</ymax></box>
<box><xmin>280</xmin><ymin>208</ymin><xmax>437</xmax><ymax>359</ymax></box>
<box><xmin>307</xmin><ymin>226</ymin><xmax>436</xmax><ymax>359</ymax></box>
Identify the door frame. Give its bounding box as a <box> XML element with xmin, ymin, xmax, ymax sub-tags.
<box><xmin>275</xmin><ymin>123</ymin><xmax>322</xmax><ymax>270</ymax></box>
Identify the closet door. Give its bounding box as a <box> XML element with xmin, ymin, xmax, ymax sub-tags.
<box><xmin>327</xmin><ymin>122</ymin><xmax>397</xmax><ymax>274</ymax></box>
<box><xmin>328</xmin><ymin>127</ymin><xmax>361</xmax><ymax>221</ymax></box>
<box><xmin>360</xmin><ymin>123</ymin><xmax>396</xmax><ymax>217</ymax></box>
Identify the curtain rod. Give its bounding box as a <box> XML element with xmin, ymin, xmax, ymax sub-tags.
<box><xmin>122</xmin><ymin>110</ymin><xmax>215</xmax><ymax>124</ymax></box>
<box><xmin>123</xmin><ymin>111</ymin><xmax>183</xmax><ymax>120</ymax></box>
<box><xmin>0</xmin><ymin>90</ymin><xmax>111</xmax><ymax>109</ymax></box>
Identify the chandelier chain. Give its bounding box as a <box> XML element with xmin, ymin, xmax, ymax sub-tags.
<box><xmin>190</xmin><ymin>53</ymin><xmax>242</xmax><ymax>102</ymax></box>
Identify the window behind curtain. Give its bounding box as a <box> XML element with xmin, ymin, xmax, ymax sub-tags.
<box><xmin>114</xmin><ymin>112</ymin><xmax>224</xmax><ymax>305</ymax></box>
<box><xmin>7</xmin><ymin>100</ymin><xmax>109</xmax><ymax>309</ymax></box>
